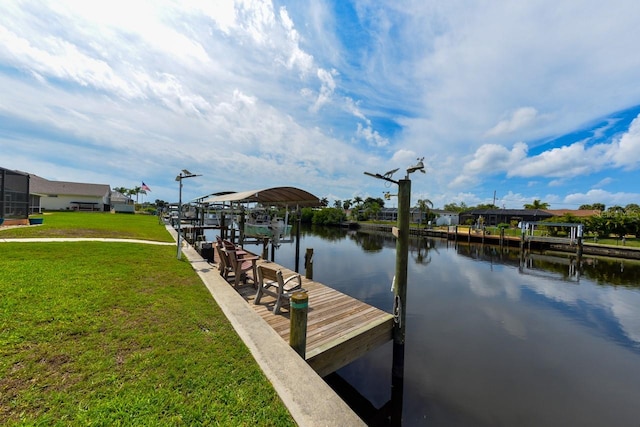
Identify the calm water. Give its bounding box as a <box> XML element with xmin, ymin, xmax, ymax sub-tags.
<box><xmin>234</xmin><ymin>226</ymin><xmax>640</xmax><ymax>426</ymax></box>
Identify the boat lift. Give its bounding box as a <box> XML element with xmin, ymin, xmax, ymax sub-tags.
<box><xmin>198</xmin><ymin>187</ymin><xmax>321</xmax><ymax>269</ymax></box>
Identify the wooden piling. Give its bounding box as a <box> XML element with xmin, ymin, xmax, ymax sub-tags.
<box><xmin>262</xmin><ymin>238</ymin><xmax>269</xmax><ymax>259</ymax></box>
<box><xmin>391</xmin><ymin>178</ymin><xmax>410</xmax><ymax>424</ymax></box>
<box><xmin>305</xmin><ymin>248</ymin><xmax>314</xmax><ymax>280</ymax></box>
<box><xmin>289</xmin><ymin>291</ymin><xmax>308</xmax><ymax>358</ymax></box>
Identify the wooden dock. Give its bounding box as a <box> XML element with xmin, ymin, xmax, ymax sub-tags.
<box><xmin>235</xmin><ymin>260</ymin><xmax>394</xmax><ymax>377</ymax></box>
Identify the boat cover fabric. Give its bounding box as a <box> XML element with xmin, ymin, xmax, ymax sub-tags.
<box><xmin>200</xmin><ymin>186</ymin><xmax>320</xmax><ymax>207</ymax></box>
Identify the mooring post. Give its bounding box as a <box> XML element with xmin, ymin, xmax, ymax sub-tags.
<box><xmin>304</xmin><ymin>248</ymin><xmax>314</xmax><ymax>280</ymax></box>
<box><xmin>270</xmin><ymin>240</ymin><xmax>275</xmax><ymax>262</ymax></box>
<box><xmin>391</xmin><ymin>178</ymin><xmax>411</xmax><ymax>425</ymax></box>
<box><xmin>262</xmin><ymin>238</ymin><xmax>269</xmax><ymax>259</ymax></box>
<box><xmin>239</xmin><ymin>209</ymin><xmax>245</xmax><ymax>246</ymax></box>
<box><xmin>520</xmin><ymin>224</ymin><xmax>526</xmax><ymax>265</ymax></box>
<box><xmin>577</xmin><ymin>224</ymin><xmax>584</xmax><ymax>259</ymax></box>
<box><xmin>289</xmin><ymin>291</ymin><xmax>308</xmax><ymax>358</ymax></box>
<box><xmin>295</xmin><ymin>209</ymin><xmax>301</xmax><ymax>272</ymax></box>
<box><xmin>220</xmin><ymin>213</ymin><xmax>226</xmax><ymax>240</ymax></box>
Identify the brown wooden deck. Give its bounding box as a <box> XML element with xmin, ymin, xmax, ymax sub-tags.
<box><xmin>235</xmin><ymin>259</ymin><xmax>394</xmax><ymax>377</ymax></box>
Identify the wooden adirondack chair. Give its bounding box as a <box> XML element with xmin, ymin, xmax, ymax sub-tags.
<box><xmin>225</xmin><ymin>248</ymin><xmax>259</xmax><ymax>287</ymax></box>
<box><xmin>214</xmin><ymin>243</ymin><xmax>233</xmax><ymax>279</ymax></box>
<box><xmin>254</xmin><ymin>264</ymin><xmax>303</xmax><ymax>314</ymax></box>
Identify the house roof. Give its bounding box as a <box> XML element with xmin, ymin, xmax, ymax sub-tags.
<box><xmin>110</xmin><ymin>190</ymin><xmax>132</xmax><ymax>203</ymax></box>
<box><xmin>1</xmin><ymin>167</ymin><xmax>28</xmax><ymax>177</ymax></box>
<box><xmin>201</xmin><ymin>186</ymin><xmax>321</xmax><ymax>207</ymax></box>
<box><xmin>462</xmin><ymin>208</ymin><xmax>553</xmax><ymax>217</ymax></box>
<box><xmin>29</xmin><ymin>174</ymin><xmax>110</xmax><ymax>197</ymax></box>
<box><xmin>544</xmin><ymin>209</ymin><xmax>601</xmax><ymax>217</ymax></box>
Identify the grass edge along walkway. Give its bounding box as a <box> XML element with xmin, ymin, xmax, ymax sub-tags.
<box><xmin>169</xmin><ymin>225</ymin><xmax>366</xmax><ymax>427</ymax></box>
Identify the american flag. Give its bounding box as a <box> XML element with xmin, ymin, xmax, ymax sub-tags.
<box><xmin>141</xmin><ymin>182</ymin><xmax>151</xmax><ymax>192</ymax></box>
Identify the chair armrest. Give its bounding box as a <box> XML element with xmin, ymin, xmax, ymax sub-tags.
<box><xmin>283</xmin><ymin>274</ymin><xmax>302</xmax><ymax>288</ymax></box>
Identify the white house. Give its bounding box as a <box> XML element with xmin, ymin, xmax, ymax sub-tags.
<box><xmin>431</xmin><ymin>209</ymin><xmax>459</xmax><ymax>226</ymax></box>
<box><xmin>110</xmin><ymin>190</ymin><xmax>135</xmax><ymax>213</ymax></box>
<box><xmin>29</xmin><ymin>174</ymin><xmax>111</xmax><ymax>212</ymax></box>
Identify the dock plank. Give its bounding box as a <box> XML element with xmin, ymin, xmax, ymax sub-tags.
<box><xmin>233</xmin><ymin>259</ymin><xmax>393</xmax><ymax>377</ymax></box>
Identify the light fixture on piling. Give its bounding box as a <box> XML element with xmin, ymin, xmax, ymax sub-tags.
<box><xmin>406</xmin><ymin>157</ymin><xmax>426</xmax><ymax>177</ymax></box>
<box><xmin>176</xmin><ymin>169</ymin><xmax>202</xmax><ymax>259</ymax></box>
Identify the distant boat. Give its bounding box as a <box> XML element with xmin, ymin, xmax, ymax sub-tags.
<box><xmin>204</xmin><ymin>212</ymin><xmax>221</xmax><ymax>226</ymax></box>
<box><xmin>242</xmin><ymin>210</ymin><xmax>292</xmax><ymax>242</ymax></box>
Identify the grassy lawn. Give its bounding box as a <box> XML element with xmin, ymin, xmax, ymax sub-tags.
<box><xmin>0</xmin><ymin>214</ymin><xmax>294</xmax><ymax>426</ymax></box>
<box><xmin>0</xmin><ymin>212</ymin><xmax>173</xmax><ymax>242</ymax></box>
<box><xmin>585</xmin><ymin>236</ymin><xmax>640</xmax><ymax>247</ymax></box>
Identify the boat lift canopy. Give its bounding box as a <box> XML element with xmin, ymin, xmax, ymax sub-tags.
<box><xmin>200</xmin><ymin>186</ymin><xmax>321</xmax><ymax>207</ymax></box>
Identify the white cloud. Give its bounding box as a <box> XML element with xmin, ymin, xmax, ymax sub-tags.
<box><xmin>608</xmin><ymin>113</ymin><xmax>640</xmax><ymax>169</ymax></box>
<box><xmin>356</xmin><ymin>123</ymin><xmax>389</xmax><ymax>147</ymax></box>
<box><xmin>452</xmin><ymin>111</ymin><xmax>640</xmax><ymax>190</ymax></box>
<box><xmin>344</xmin><ymin>97</ymin><xmax>367</xmax><ymax>121</ymax></box>
<box><xmin>592</xmin><ymin>177</ymin><xmax>614</xmax><ymax>189</ymax></box>
<box><xmin>310</xmin><ymin>67</ymin><xmax>337</xmax><ymax>112</ymax></box>
<box><xmin>450</xmin><ymin>142</ymin><xmax>528</xmax><ymax>188</ymax></box>
<box><xmin>510</xmin><ymin>142</ymin><xmax>609</xmax><ymax>178</ymax></box>
<box><xmin>564</xmin><ymin>189</ymin><xmax>640</xmax><ymax>207</ymax></box>
<box><xmin>485</xmin><ymin>107</ymin><xmax>540</xmax><ymax>137</ymax></box>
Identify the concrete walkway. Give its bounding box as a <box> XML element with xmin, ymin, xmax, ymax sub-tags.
<box><xmin>166</xmin><ymin>226</ymin><xmax>365</xmax><ymax>426</ymax></box>
<box><xmin>1</xmin><ymin>230</ymin><xmax>365</xmax><ymax>426</ymax></box>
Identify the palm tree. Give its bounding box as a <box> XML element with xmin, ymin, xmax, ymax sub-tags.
<box><xmin>131</xmin><ymin>186</ymin><xmax>143</xmax><ymax>204</ymax></box>
<box><xmin>523</xmin><ymin>199</ymin><xmax>549</xmax><ymax>210</ymax></box>
<box><xmin>416</xmin><ymin>199</ymin><xmax>433</xmax><ymax>228</ymax></box>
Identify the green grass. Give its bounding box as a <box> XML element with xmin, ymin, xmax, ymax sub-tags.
<box><xmin>586</xmin><ymin>236</ymin><xmax>640</xmax><ymax>247</ymax></box>
<box><xmin>0</xmin><ymin>214</ymin><xmax>294</xmax><ymax>426</ymax></box>
<box><xmin>0</xmin><ymin>211</ymin><xmax>173</xmax><ymax>242</ymax></box>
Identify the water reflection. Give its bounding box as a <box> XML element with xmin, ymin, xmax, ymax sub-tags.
<box><xmin>239</xmin><ymin>226</ymin><xmax>640</xmax><ymax>426</ymax></box>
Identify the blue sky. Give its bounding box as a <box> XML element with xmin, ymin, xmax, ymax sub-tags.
<box><xmin>1</xmin><ymin>0</ymin><xmax>639</xmax><ymax>209</ymax></box>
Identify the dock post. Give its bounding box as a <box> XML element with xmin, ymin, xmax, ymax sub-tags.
<box><xmin>304</xmin><ymin>248</ymin><xmax>314</xmax><ymax>280</ymax></box>
<box><xmin>239</xmin><ymin>209</ymin><xmax>245</xmax><ymax>246</ymax></box>
<box><xmin>576</xmin><ymin>224</ymin><xmax>583</xmax><ymax>259</ymax></box>
<box><xmin>519</xmin><ymin>225</ymin><xmax>526</xmax><ymax>265</ymax></box>
<box><xmin>289</xmin><ymin>291</ymin><xmax>308</xmax><ymax>358</ymax></box>
<box><xmin>391</xmin><ymin>178</ymin><xmax>411</xmax><ymax>425</ymax></box>
<box><xmin>295</xmin><ymin>208</ymin><xmax>301</xmax><ymax>272</ymax></box>
<box><xmin>262</xmin><ymin>238</ymin><xmax>269</xmax><ymax>259</ymax></box>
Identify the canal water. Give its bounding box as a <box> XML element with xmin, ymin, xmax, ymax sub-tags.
<box><xmin>235</xmin><ymin>225</ymin><xmax>640</xmax><ymax>426</ymax></box>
